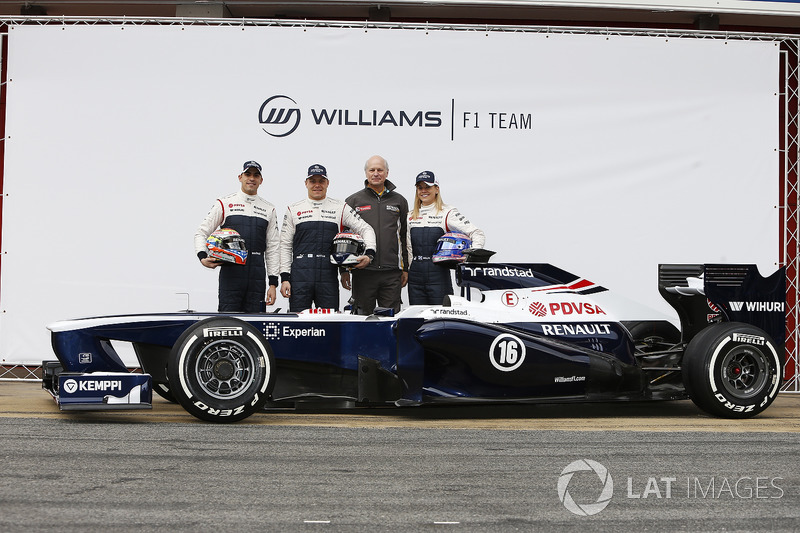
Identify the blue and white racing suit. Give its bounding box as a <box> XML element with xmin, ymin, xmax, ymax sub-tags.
<box><xmin>280</xmin><ymin>197</ymin><xmax>376</xmax><ymax>312</ymax></box>
<box><xmin>195</xmin><ymin>191</ymin><xmax>280</xmax><ymax>313</ymax></box>
<box><xmin>406</xmin><ymin>204</ymin><xmax>485</xmax><ymax>306</ymax></box>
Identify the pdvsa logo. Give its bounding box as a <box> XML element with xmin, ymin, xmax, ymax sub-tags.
<box><xmin>529</xmin><ymin>302</ymin><xmax>547</xmax><ymax>317</ymax></box>
<box><xmin>259</xmin><ymin>95</ymin><xmax>301</xmax><ymax>137</ymax></box>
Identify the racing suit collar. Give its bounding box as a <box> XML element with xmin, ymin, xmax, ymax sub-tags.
<box><xmin>238</xmin><ymin>190</ymin><xmax>258</xmax><ymax>202</ymax></box>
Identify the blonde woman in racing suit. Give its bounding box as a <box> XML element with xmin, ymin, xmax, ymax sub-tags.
<box><xmin>405</xmin><ymin>171</ymin><xmax>485</xmax><ymax>306</ymax></box>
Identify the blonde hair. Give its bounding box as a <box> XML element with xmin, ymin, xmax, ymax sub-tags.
<box><xmin>411</xmin><ymin>185</ymin><xmax>443</xmax><ymax>219</ymax></box>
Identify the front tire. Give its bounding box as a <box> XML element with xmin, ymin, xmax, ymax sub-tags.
<box><xmin>682</xmin><ymin>322</ymin><xmax>782</xmax><ymax>418</ymax></box>
<box><xmin>167</xmin><ymin>317</ymin><xmax>275</xmax><ymax>423</ymax></box>
<box><xmin>152</xmin><ymin>381</ymin><xmax>178</xmax><ymax>403</ymax></box>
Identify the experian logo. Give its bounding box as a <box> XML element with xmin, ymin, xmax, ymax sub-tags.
<box><xmin>262</xmin><ymin>322</ymin><xmax>326</xmax><ymax>340</ymax></box>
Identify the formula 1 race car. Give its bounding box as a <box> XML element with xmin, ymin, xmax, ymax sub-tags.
<box><xmin>42</xmin><ymin>259</ymin><xmax>787</xmax><ymax>423</ymax></box>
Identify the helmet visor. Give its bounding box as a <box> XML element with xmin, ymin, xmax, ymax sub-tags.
<box><xmin>331</xmin><ymin>241</ymin><xmax>361</xmax><ymax>255</ymax></box>
<box><xmin>226</xmin><ymin>237</ymin><xmax>246</xmax><ymax>251</ymax></box>
<box><xmin>437</xmin><ymin>238</ymin><xmax>466</xmax><ymax>251</ymax></box>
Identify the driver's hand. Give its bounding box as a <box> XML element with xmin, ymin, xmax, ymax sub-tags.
<box><xmin>266</xmin><ymin>286</ymin><xmax>277</xmax><ymax>306</ymax></box>
<box><xmin>353</xmin><ymin>255</ymin><xmax>371</xmax><ymax>269</ymax></box>
<box><xmin>200</xmin><ymin>257</ymin><xmax>221</xmax><ymax>269</ymax></box>
<box><xmin>280</xmin><ymin>281</ymin><xmax>291</xmax><ymax>299</ymax></box>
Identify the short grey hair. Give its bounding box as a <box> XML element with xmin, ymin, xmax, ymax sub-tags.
<box><xmin>364</xmin><ymin>155</ymin><xmax>389</xmax><ymax>172</ymax></box>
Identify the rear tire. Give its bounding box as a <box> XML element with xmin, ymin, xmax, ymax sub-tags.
<box><xmin>682</xmin><ymin>322</ymin><xmax>782</xmax><ymax>418</ymax></box>
<box><xmin>167</xmin><ymin>317</ymin><xmax>275</xmax><ymax>423</ymax></box>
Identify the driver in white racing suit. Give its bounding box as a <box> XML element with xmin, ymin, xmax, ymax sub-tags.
<box><xmin>194</xmin><ymin>160</ymin><xmax>280</xmax><ymax>313</ymax></box>
<box><xmin>406</xmin><ymin>171</ymin><xmax>485</xmax><ymax>306</ymax></box>
<box><xmin>279</xmin><ymin>164</ymin><xmax>377</xmax><ymax>312</ymax></box>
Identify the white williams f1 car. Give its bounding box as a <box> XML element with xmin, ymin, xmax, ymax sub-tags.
<box><xmin>42</xmin><ymin>260</ymin><xmax>786</xmax><ymax>422</ymax></box>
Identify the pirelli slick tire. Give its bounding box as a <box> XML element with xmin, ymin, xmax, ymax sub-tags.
<box><xmin>167</xmin><ymin>317</ymin><xmax>275</xmax><ymax>423</ymax></box>
<box><xmin>682</xmin><ymin>322</ymin><xmax>782</xmax><ymax>419</ymax></box>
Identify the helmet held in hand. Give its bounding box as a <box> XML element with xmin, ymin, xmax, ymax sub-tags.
<box><xmin>330</xmin><ymin>232</ymin><xmax>366</xmax><ymax>267</ymax></box>
<box><xmin>206</xmin><ymin>228</ymin><xmax>248</xmax><ymax>265</ymax></box>
<box><xmin>433</xmin><ymin>232</ymin><xmax>472</xmax><ymax>265</ymax></box>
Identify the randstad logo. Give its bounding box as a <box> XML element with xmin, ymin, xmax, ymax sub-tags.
<box><xmin>557</xmin><ymin>459</ymin><xmax>614</xmax><ymax>516</ymax></box>
<box><xmin>259</xmin><ymin>95</ymin><xmax>302</xmax><ymax>137</ymax></box>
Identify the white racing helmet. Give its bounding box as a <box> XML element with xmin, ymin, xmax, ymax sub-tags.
<box><xmin>330</xmin><ymin>232</ymin><xmax>366</xmax><ymax>267</ymax></box>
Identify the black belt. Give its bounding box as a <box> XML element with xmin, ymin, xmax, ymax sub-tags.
<box><xmin>414</xmin><ymin>255</ymin><xmax>431</xmax><ymax>260</ymax></box>
<box><xmin>296</xmin><ymin>254</ymin><xmax>328</xmax><ymax>259</ymax></box>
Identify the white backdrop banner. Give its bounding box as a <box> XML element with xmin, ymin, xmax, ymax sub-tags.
<box><xmin>1</xmin><ymin>23</ymin><xmax>779</xmax><ymax>365</ymax></box>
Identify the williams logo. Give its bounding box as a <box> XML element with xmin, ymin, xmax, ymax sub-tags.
<box><xmin>259</xmin><ymin>95</ymin><xmax>302</xmax><ymax>137</ymax></box>
<box><xmin>257</xmin><ymin>94</ymin><xmax>531</xmax><ymax>140</ymax></box>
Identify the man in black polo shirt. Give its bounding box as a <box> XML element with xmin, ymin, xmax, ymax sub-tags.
<box><xmin>341</xmin><ymin>155</ymin><xmax>409</xmax><ymax>314</ymax></box>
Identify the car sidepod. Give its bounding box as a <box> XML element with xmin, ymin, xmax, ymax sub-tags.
<box><xmin>414</xmin><ymin>319</ymin><xmax>645</xmax><ymax>402</ymax></box>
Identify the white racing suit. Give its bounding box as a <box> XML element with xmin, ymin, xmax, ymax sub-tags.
<box><xmin>195</xmin><ymin>191</ymin><xmax>280</xmax><ymax>313</ymax></box>
<box><xmin>406</xmin><ymin>203</ymin><xmax>485</xmax><ymax>306</ymax></box>
<box><xmin>280</xmin><ymin>197</ymin><xmax>376</xmax><ymax>312</ymax></box>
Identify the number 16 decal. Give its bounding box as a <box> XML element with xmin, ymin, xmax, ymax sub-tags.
<box><xmin>489</xmin><ymin>333</ymin><xmax>526</xmax><ymax>372</ymax></box>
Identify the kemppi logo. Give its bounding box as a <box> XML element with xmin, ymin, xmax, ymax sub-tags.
<box><xmin>259</xmin><ymin>95</ymin><xmax>301</xmax><ymax>137</ymax></box>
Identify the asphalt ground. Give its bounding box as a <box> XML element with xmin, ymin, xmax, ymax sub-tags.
<box><xmin>1</xmin><ymin>382</ymin><xmax>800</xmax><ymax>532</ymax></box>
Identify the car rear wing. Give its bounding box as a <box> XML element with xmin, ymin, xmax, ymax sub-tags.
<box><xmin>658</xmin><ymin>264</ymin><xmax>786</xmax><ymax>347</ymax></box>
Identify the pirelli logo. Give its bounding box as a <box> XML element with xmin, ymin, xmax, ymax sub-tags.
<box><xmin>732</xmin><ymin>333</ymin><xmax>766</xmax><ymax>346</ymax></box>
<box><xmin>203</xmin><ymin>326</ymin><xmax>244</xmax><ymax>338</ymax></box>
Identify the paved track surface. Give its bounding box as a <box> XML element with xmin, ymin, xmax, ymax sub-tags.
<box><xmin>2</xmin><ymin>382</ymin><xmax>800</xmax><ymax>531</ymax></box>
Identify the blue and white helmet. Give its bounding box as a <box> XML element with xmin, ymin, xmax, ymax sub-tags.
<box><xmin>433</xmin><ymin>232</ymin><xmax>472</xmax><ymax>264</ymax></box>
